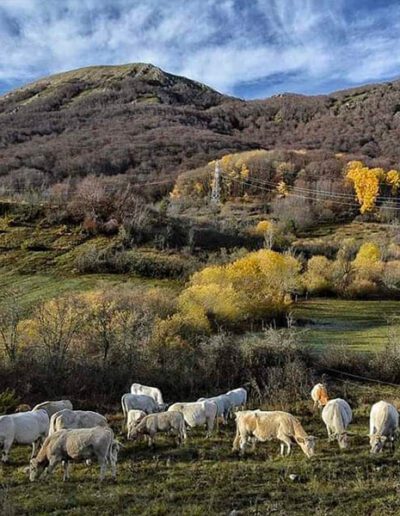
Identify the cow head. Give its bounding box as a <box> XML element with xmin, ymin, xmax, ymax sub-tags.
<box><xmin>29</xmin><ymin>458</ymin><xmax>46</xmax><ymax>481</ymax></box>
<box><xmin>370</xmin><ymin>434</ymin><xmax>387</xmax><ymax>454</ymax></box>
<box><xmin>337</xmin><ymin>432</ymin><xmax>350</xmax><ymax>449</ymax></box>
<box><xmin>297</xmin><ymin>436</ymin><xmax>317</xmax><ymax>458</ymax></box>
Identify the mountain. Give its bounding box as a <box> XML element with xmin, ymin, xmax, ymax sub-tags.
<box><xmin>1</xmin><ymin>63</ymin><xmax>400</xmax><ymax>193</ymax></box>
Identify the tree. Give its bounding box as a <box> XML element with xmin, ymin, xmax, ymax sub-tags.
<box><xmin>346</xmin><ymin>161</ymin><xmax>385</xmax><ymax>214</ymax></box>
<box><xmin>304</xmin><ymin>256</ymin><xmax>332</xmax><ymax>294</ymax></box>
<box><xmin>0</xmin><ymin>289</ymin><xmax>25</xmax><ymax>363</ymax></box>
<box><xmin>26</xmin><ymin>295</ymin><xmax>86</xmax><ymax>373</ymax></box>
<box><xmin>179</xmin><ymin>249</ymin><xmax>302</xmax><ymax>325</ymax></box>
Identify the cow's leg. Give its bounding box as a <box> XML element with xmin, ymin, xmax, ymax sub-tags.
<box><xmin>2</xmin><ymin>439</ymin><xmax>12</xmax><ymax>462</ymax></box>
<box><xmin>110</xmin><ymin>456</ymin><xmax>117</xmax><ymax>481</ymax></box>
<box><xmin>232</xmin><ymin>428</ymin><xmax>241</xmax><ymax>451</ymax></box>
<box><xmin>280</xmin><ymin>443</ymin><xmax>285</xmax><ymax>456</ymax></box>
<box><xmin>63</xmin><ymin>461</ymin><xmax>70</xmax><ymax>481</ymax></box>
<box><xmin>278</xmin><ymin>432</ymin><xmax>292</xmax><ymax>456</ymax></box>
<box><xmin>31</xmin><ymin>438</ymin><xmax>41</xmax><ymax>459</ymax></box>
<box><xmin>99</xmin><ymin>459</ymin><xmax>107</xmax><ymax>482</ymax></box>
<box><xmin>46</xmin><ymin>456</ymin><xmax>59</xmax><ymax>476</ymax></box>
<box><xmin>206</xmin><ymin>417</ymin><xmax>214</xmax><ymax>438</ymax></box>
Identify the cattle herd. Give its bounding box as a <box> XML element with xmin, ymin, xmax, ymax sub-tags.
<box><xmin>0</xmin><ymin>382</ymin><xmax>398</xmax><ymax>483</ymax></box>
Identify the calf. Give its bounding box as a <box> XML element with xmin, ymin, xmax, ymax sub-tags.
<box><xmin>128</xmin><ymin>411</ymin><xmax>186</xmax><ymax>447</ymax></box>
<box><xmin>311</xmin><ymin>384</ymin><xmax>329</xmax><ymax>410</ymax></box>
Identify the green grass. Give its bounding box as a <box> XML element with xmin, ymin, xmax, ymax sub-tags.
<box><xmin>293</xmin><ymin>298</ymin><xmax>400</xmax><ymax>351</ymax></box>
<box><xmin>2</xmin><ymin>387</ymin><xmax>400</xmax><ymax>515</ymax></box>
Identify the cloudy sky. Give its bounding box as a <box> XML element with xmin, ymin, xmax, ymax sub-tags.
<box><xmin>0</xmin><ymin>0</ymin><xmax>400</xmax><ymax>99</ymax></box>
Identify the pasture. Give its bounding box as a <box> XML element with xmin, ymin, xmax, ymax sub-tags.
<box><xmin>293</xmin><ymin>298</ymin><xmax>400</xmax><ymax>351</ymax></box>
<box><xmin>1</xmin><ymin>384</ymin><xmax>400</xmax><ymax>515</ymax></box>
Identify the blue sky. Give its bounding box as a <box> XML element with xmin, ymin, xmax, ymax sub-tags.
<box><xmin>1</xmin><ymin>0</ymin><xmax>400</xmax><ymax>99</ymax></box>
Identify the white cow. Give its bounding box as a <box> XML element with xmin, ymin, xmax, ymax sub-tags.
<box><xmin>197</xmin><ymin>394</ymin><xmax>232</xmax><ymax>424</ymax></box>
<box><xmin>32</xmin><ymin>400</ymin><xmax>73</xmax><ymax>418</ymax></box>
<box><xmin>226</xmin><ymin>388</ymin><xmax>247</xmax><ymax>412</ymax></box>
<box><xmin>370</xmin><ymin>400</ymin><xmax>399</xmax><ymax>453</ymax></box>
<box><xmin>233</xmin><ymin>410</ymin><xmax>316</xmax><ymax>458</ymax></box>
<box><xmin>322</xmin><ymin>398</ymin><xmax>352</xmax><ymax>449</ymax></box>
<box><xmin>127</xmin><ymin>411</ymin><xmax>186</xmax><ymax>446</ymax></box>
<box><xmin>130</xmin><ymin>383</ymin><xmax>164</xmax><ymax>405</ymax></box>
<box><xmin>168</xmin><ymin>401</ymin><xmax>217</xmax><ymax>436</ymax></box>
<box><xmin>30</xmin><ymin>427</ymin><xmax>119</xmax><ymax>482</ymax></box>
<box><xmin>0</xmin><ymin>409</ymin><xmax>49</xmax><ymax>462</ymax></box>
<box><xmin>121</xmin><ymin>393</ymin><xmax>161</xmax><ymax>420</ymax></box>
<box><xmin>49</xmin><ymin>409</ymin><xmax>108</xmax><ymax>435</ymax></box>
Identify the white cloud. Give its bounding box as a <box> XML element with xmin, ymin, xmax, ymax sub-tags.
<box><xmin>0</xmin><ymin>0</ymin><xmax>400</xmax><ymax>97</ymax></box>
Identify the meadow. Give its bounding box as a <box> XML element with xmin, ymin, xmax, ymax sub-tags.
<box><xmin>1</xmin><ymin>385</ymin><xmax>400</xmax><ymax>515</ymax></box>
<box><xmin>292</xmin><ymin>298</ymin><xmax>400</xmax><ymax>351</ymax></box>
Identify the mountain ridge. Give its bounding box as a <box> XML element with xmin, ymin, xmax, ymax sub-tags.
<box><xmin>1</xmin><ymin>63</ymin><xmax>400</xmax><ymax>194</ymax></box>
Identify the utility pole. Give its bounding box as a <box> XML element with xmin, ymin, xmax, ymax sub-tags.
<box><xmin>211</xmin><ymin>160</ymin><xmax>221</xmax><ymax>204</ymax></box>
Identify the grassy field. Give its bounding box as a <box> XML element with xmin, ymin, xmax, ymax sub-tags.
<box><xmin>1</xmin><ymin>384</ymin><xmax>400</xmax><ymax>515</ymax></box>
<box><xmin>292</xmin><ymin>298</ymin><xmax>400</xmax><ymax>351</ymax></box>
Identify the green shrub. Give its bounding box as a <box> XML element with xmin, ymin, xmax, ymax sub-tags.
<box><xmin>0</xmin><ymin>389</ymin><xmax>20</xmax><ymax>414</ymax></box>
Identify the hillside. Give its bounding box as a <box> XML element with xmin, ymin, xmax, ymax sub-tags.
<box><xmin>2</xmin><ymin>64</ymin><xmax>400</xmax><ymax>194</ymax></box>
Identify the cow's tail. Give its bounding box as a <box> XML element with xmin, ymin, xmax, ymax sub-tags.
<box><xmin>180</xmin><ymin>417</ymin><xmax>187</xmax><ymax>441</ymax></box>
<box><xmin>121</xmin><ymin>394</ymin><xmax>127</xmax><ymax>420</ymax></box>
<box><xmin>48</xmin><ymin>413</ymin><xmax>58</xmax><ymax>436</ymax></box>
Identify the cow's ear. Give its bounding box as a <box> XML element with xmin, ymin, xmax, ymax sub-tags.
<box><xmin>297</xmin><ymin>437</ymin><xmax>305</xmax><ymax>443</ymax></box>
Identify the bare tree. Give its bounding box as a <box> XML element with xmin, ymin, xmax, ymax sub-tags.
<box><xmin>33</xmin><ymin>295</ymin><xmax>85</xmax><ymax>372</ymax></box>
<box><xmin>0</xmin><ymin>289</ymin><xmax>24</xmax><ymax>363</ymax></box>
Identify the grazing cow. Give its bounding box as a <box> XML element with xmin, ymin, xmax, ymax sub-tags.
<box><xmin>32</xmin><ymin>400</ymin><xmax>73</xmax><ymax>418</ymax></box>
<box><xmin>322</xmin><ymin>399</ymin><xmax>352</xmax><ymax>449</ymax></box>
<box><xmin>197</xmin><ymin>394</ymin><xmax>232</xmax><ymax>424</ymax></box>
<box><xmin>226</xmin><ymin>388</ymin><xmax>247</xmax><ymax>413</ymax></box>
<box><xmin>369</xmin><ymin>400</ymin><xmax>399</xmax><ymax>454</ymax></box>
<box><xmin>29</xmin><ymin>427</ymin><xmax>119</xmax><ymax>482</ymax></box>
<box><xmin>121</xmin><ymin>394</ymin><xmax>161</xmax><ymax>420</ymax></box>
<box><xmin>0</xmin><ymin>409</ymin><xmax>49</xmax><ymax>462</ymax></box>
<box><xmin>168</xmin><ymin>401</ymin><xmax>217</xmax><ymax>436</ymax></box>
<box><xmin>130</xmin><ymin>383</ymin><xmax>164</xmax><ymax>405</ymax></box>
<box><xmin>311</xmin><ymin>384</ymin><xmax>329</xmax><ymax>409</ymax></box>
<box><xmin>128</xmin><ymin>411</ymin><xmax>186</xmax><ymax>446</ymax></box>
<box><xmin>233</xmin><ymin>410</ymin><xmax>316</xmax><ymax>458</ymax></box>
<box><xmin>49</xmin><ymin>409</ymin><xmax>108</xmax><ymax>435</ymax></box>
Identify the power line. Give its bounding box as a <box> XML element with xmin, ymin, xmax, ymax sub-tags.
<box><xmin>234</xmin><ymin>173</ymin><xmax>400</xmax><ymax>203</ymax></box>
<box><xmin>224</xmin><ymin>174</ymin><xmax>362</xmax><ymax>208</ymax></box>
<box><xmin>223</xmin><ymin>173</ymin><xmax>400</xmax><ymax>210</ymax></box>
<box><xmin>322</xmin><ymin>367</ymin><xmax>400</xmax><ymax>389</ymax></box>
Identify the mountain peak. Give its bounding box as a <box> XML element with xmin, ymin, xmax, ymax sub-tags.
<box><xmin>1</xmin><ymin>62</ymin><xmax>229</xmax><ymax>110</ymax></box>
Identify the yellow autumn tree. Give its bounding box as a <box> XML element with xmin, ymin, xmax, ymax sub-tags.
<box><xmin>254</xmin><ymin>220</ymin><xmax>272</xmax><ymax>235</ymax></box>
<box><xmin>386</xmin><ymin>170</ymin><xmax>400</xmax><ymax>194</ymax></box>
<box><xmin>304</xmin><ymin>256</ymin><xmax>333</xmax><ymax>294</ymax></box>
<box><xmin>352</xmin><ymin>242</ymin><xmax>383</xmax><ymax>281</ymax></box>
<box><xmin>346</xmin><ymin>161</ymin><xmax>385</xmax><ymax>213</ymax></box>
<box><xmin>179</xmin><ymin>249</ymin><xmax>302</xmax><ymax>325</ymax></box>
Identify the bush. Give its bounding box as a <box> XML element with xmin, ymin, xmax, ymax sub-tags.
<box><xmin>126</xmin><ymin>250</ymin><xmax>194</xmax><ymax>279</ymax></box>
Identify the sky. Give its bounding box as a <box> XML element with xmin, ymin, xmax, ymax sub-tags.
<box><xmin>1</xmin><ymin>0</ymin><xmax>400</xmax><ymax>99</ymax></box>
